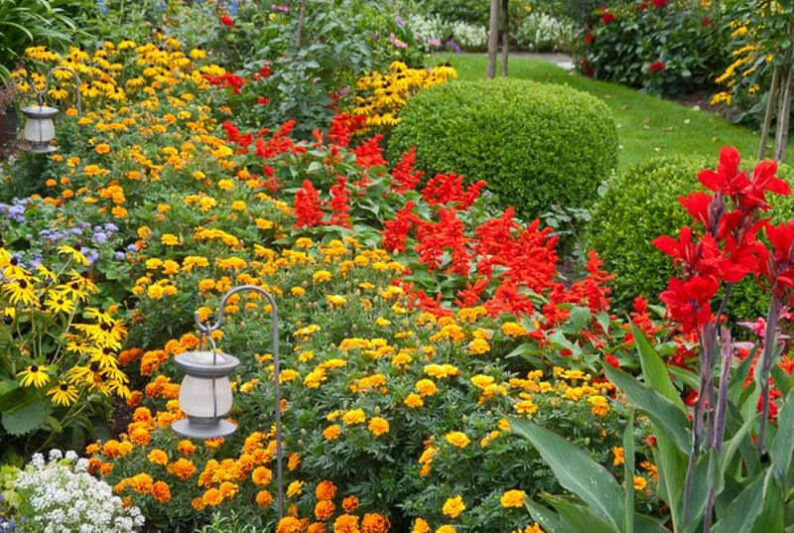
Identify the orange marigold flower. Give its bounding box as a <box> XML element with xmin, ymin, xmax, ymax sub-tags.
<box><xmin>367</xmin><ymin>417</ymin><xmax>389</xmax><ymax>437</ymax></box>
<box><xmin>316</xmin><ymin>480</ymin><xmax>337</xmax><ymax>501</ymax></box>
<box><xmin>314</xmin><ymin>499</ymin><xmax>335</xmax><ymax>521</ymax></box>
<box><xmin>277</xmin><ymin>517</ymin><xmax>304</xmax><ymax>533</ymax></box>
<box><xmin>147</xmin><ymin>449</ymin><xmax>168</xmax><ymax>466</ymax></box>
<box><xmin>177</xmin><ymin>440</ymin><xmax>196</xmax><ymax>456</ymax></box>
<box><xmin>323</xmin><ymin>425</ymin><xmax>341</xmax><ymax>441</ymax></box>
<box><xmin>308</xmin><ymin>524</ymin><xmax>327</xmax><ymax>533</ymax></box>
<box><xmin>167</xmin><ymin>458</ymin><xmax>196</xmax><ymax>481</ymax></box>
<box><xmin>129</xmin><ymin>473</ymin><xmax>154</xmax><ymax>494</ymax></box>
<box><xmin>404</xmin><ymin>393</ymin><xmax>424</xmax><ymax>408</ymax></box>
<box><xmin>130</xmin><ymin>427</ymin><xmax>151</xmax><ymax>446</ymax></box>
<box><xmin>252</xmin><ymin>466</ymin><xmax>273</xmax><ymax>486</ymax></box>
<box><xmin>152</xmin><ymin>481</ymin><xmax>171</xmax><ymax>503</ymax></box>
<box><xmin>256</xmin><ymin>490</ymin><xmax>274</xmax><ymax>508</ymax></box>
<box><xmin>202</xmin><ymin>488</ymin><xmax>223</xmax><ymax>506</ymax></box>
<box><xmin>288</xmin><ymin>452</ymin><xmax>300</xmax><ymax>471</ymax></box>
<box><xmin>192</xmin><ymin>497</ymin><xmax>206</xmax><ymax>511</ymax></box>
<box><xmin>333</xmin><ymin>514</ymin><xmax>359</xmax><ymax>533</ymax></box>
<box><xmin>361</xmin><ymin>513</ymin><xmax>390</xmax><ymax>533</ymax></box>
<box><xmin>219</xmin><ymin>481</ymin><xmax>239</xmax><ymax>499</ymax></box>
<box><xmin>342</xmin><ymin>495</ymin><xmax>359</xmax><ymax>513</ymax></box>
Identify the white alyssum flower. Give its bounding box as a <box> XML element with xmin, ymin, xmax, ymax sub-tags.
<box><xmin>14</xmin><ymin>449</ymin><xmax>145</xmax><ymax>532</ymax></box>
<box><xmin>516</xmin><ymin>12</ymin><xmax>576</xmax><ymax>52</ymax></box>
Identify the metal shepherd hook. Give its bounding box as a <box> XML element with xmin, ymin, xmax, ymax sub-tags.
<box><xmin>194</xmin><ymin>285</ymin><xmax>284</xmax><ymax>521</ymax></box>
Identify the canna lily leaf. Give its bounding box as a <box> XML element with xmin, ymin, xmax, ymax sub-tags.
<box><xmin>510</xmin><ymin>418</ymin><xmax>624</xmax><ymax>529</ymax></box>
<box><xmin>632</xmin><ymin>325</ymin><xmax>685</xmax><ymax>410</ymax></box>
<box><xmin>604</xmin><ymin>366</ymin><xmax>691</xmax><ymax>453</ymax></box>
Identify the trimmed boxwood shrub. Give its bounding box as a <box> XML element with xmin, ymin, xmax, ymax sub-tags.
<box><xmin>588</xmin><ymin>155</ymin><xmax>794</xmax><ymax>320</ymax></box>
<box><xmin>388</xmin><ymin>78</ymin><xmax>619</xmax><ymax>220</ymax></box>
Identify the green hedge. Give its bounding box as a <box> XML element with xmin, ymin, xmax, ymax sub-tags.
<box><xmin>588</xmin><ymin>155</ymin><xmax>794</xmax><ymax>320</ymax></box>
<box><xmin>388</xmin><ymin>78</ymin><xmax>619</xmax><ymax>220</ymax></box>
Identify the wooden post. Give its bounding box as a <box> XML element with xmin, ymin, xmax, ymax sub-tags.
<box><xmin>487</xmin><ymin>0</ymin><xmax>500</xmax><ymax>79</ymax></box>
<box><xmin>500</xmin><ymin>0</ymin><xmax>509</xmax><ymax>77</ymax></box>
<box><xmin>774</xmin><ymin>66</ymin><xmax>793</xmax><ymax>162</ymax></box>
<box><xmin>758</xmin><ymin>67</ymin><xmax>780</xmax><ymax>160</ymax></box>
<box><xmin>296</xmin><ymin>0</ymin><xmax>307</xmax><ymax>49</ymax></box>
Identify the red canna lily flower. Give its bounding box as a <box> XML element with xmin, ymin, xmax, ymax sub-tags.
<box><xmin>659</xmin><ymin>276</ymin><xmax>719</xmax><ymax>332</ymax></box>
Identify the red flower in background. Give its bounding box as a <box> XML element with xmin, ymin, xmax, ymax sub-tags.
<box><xmin>390</xmin><ymin>148</ymin><xmax>424</xmax><ymax>193</ymax></box>
<box><xmin>421</xmin><ymin>173</ymin><xmax>486</xmax><ymax>209</ymax></box>
<box><xmin>601</xmin><ymin>12</ymin><xmax>615</xmax><ymax>24</ymax></box>
<box><xmin>653</xmin><ymin>0</ymin><xmax>669</xmax><ymax>7</ymax></box>
<box><xmin>294</xmin><ymin>180</ymin><xmax>324</xmax><ymax>228</ymax></box>
<box><xmin>649</xmin><ymin>61</ymin><xmax>666</xmax><ymax>73</ymax></box>
<box><xmin>584</xmin><ymin>32</ymin><xmax>595</xmax><ymax>46</ymax></box>
<box><xmin>353</xmin><ymin>135</ymin><xmax>387</xmax><ymax>170</ymax></box>
<box><xmin>701</xmin><ymin>16</ymin><xmax>713</xmax><ymax>26</ymax></box>
<box><xmin>221</xmin><ymin>15</ymin><xmax>234</xmax><ymax>28</ymax></box>
<box><xmin>328</xmin><ymin>177</ymin><xmax>351</xmax><ymax>228</ymax></box>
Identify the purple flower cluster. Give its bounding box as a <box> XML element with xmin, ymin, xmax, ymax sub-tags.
<box><xmin>0</xmin><ymin>198</ymin><xmax>30</xmax><ymax>223</ymax></box>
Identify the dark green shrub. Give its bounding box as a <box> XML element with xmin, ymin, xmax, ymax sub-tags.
<box><xmin>388</xmin><ymin>78</ymin><xmax>619</xmax><ymax>220</ymax></box>
<box><xmin>588</xmin><ymin>155</ymin><xmax>794</xmax><ymax>320</ymax></box>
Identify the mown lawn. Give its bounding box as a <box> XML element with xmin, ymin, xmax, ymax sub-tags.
<box><xmin>435</xmin><ymin>53</ymin><xmax>783</xmax><ymax>169</ymax></box>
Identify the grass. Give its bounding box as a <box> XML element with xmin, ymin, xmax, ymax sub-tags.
<box><xmin>435</xmin><ymin>53</ymin><xmax>781</xmax><ymax>169</ymax></box>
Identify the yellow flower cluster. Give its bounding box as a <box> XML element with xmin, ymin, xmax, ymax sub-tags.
<box><xmin>1</xmin><ymin>246</ymin><xmax>129</xmax><ymax>405</ymax></box>
<box><xmin>354</xmin><ymin>61</ymin><xmax>457</xmax><ymax>128</ymax></box>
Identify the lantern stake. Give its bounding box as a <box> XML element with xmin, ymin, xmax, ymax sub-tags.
<box><xmin>33</xmin><ymin>66</ymin><xmax>83</xmax><ymax>116</ymax></box>
<box><xmin>193</xmin><ymin>285</ymin><xmax>283</xmax><ymax>521</ymax></box>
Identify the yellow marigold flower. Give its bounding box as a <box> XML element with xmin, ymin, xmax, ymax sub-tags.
<box><xmin>326</xmin><ymin>294</ymin><xmax>347</xmax><ymax>306</ymax></box>
<box><xmin>588</xmin><ymin>395</ymin><xmax>610</xmax><ymax>417</ymax></box>
<box><xmin>202</xmin><ymin>488</ymin><xmax>223</xmax><ymax>506</ymax></box>
<box><xmin>412</xmin><ymin>518</ymin><xmax>431</xmax><ymax>533</ymax></box>
<box><xmin>161</xmin><ymin>234</ymin><xmax>179</xmax><ymax>246</ymax></box>
<box><xmin>633</xmin><ymin>476</ymin><xmax>647</xmax><ymax>491</ymax></box>
<box><xmin>442</xmin><ymin>495</ymin><xmax>465</xmax><ymax>519</ymax></box>
<box><xmin>404</xmin><ymin>393</ymin><xmax>424</xmax><ymax>408</ymax></box>
<box><xmin>95</xmin><ymin>143</ymin><xmax>111</xmax><ymax>155</ymax></box>
<box><xmin>291</xmin><ymin>286</ymin><xmax>306</xmax><ymax>296</ymax></box>
<box><xmin>342</xmin><ymin>409</ymin><xmax>366</xmax><ymax>425</ymax></box>
<box><xmin>323</xmin><ymin>425</ymin><xmax>341</xmax><ymax>440</ymax></box>
<box><xmin>501</xmin><ymin>321</ymin><xmax>527</xmax><ymax>337</ymax></box>
<box><xmin>500</xmin><ymin>489</ymin><xmax>525</xmax><ymax>508</ymax></box>
<box><xmin>415</xmin><ymin>379</ymin><xmax>438</xmax><ymax>397</ymax></box>
<box><xmin>368</xmin><ymin>417</ymin><xmax>390</xmax><ymax>436</ymax></box>
<box><xmin>147</xmin><ymin>285</ymin><xmax>164</xmax><ymax>299</ymax></box>
<box><xmin>612</xmin><ymin>446</ymin><xmax>625</xmax><ymax>466</ymax></box>
<box><xmin>514</xmin><ymin>400</ymin><xmax>538</xmax><ymax>415</ymax></box>
<box><xmin>287</xmin><ymin>480</ymin><xmax>304</xmax><ymax>498</ymax></box>
<box><xmin>444</xmin><ymin>431</ymin><xmax>470</xmax><ymax>449</ymax></box>
<box><xmin>313</xmin><ymin>270</ymin><xmax>332</xmax><ymax>283</ymax></box>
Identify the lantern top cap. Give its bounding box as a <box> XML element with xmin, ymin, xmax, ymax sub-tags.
<box><xmin>175</xmin><ymin>350</ymin><xmax>240</xmax><ymax>377</ymax></box>
<box><xmin>21</xmin><ymin>105</ymin><xmax>59</xmax><ymax>119</ymax></box>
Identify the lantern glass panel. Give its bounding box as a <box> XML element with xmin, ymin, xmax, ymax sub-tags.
<box><xmin>179</xmin><ymin>374</ymin><xmax>233</xmax><ymax>418</ymax></box>
<box><xmin>23</xmin><ymin>116</ymin><xmax>55</xmax><ymax>144</ymax></box>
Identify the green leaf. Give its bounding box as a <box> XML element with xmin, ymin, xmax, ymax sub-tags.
<box><xmin>711</xmin><ymin>473</ymin><xmax>765</xmax><ymax>533</ymax></box>
<box><xmin>525</xmin><ymin>499</ymin><xmax>564</xmax><ymax>533</ymax></box>
<box><xmin>542</xmin><ymin>495</ymin><xmax>620</xmax><ymax>533</ymax></box>
<box><xmin>770</xmin><ymin>389</ymin><xmax>794</xmax><ymax>484</ymax></box>
<box><xmin>511</xmin><ymin>418</ymin><xmax>624</xmax><ymax>528</ymax></box>
<box><xmin>632</xmin><ymin>325</ymin><xmax>684</xmax><ymax>409</ymax></box>
<box><xmin>2</xmin><ymin>399</ymin><xmax>49</xmax><ymax>436</ymax></box>
<box><xmin>605</xmin><ymin>366</ymin><xmax>690</xmax><ymax>453</ymax></box>
<box><xmin>652</xmin><ymin>434</ymin><xmax>687</xmax><ymax>531</ymax></box>
<box><xmin>751</xmin><ymin>472</ymin><xmax>783</xmax><ymax>533</ymax></box>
